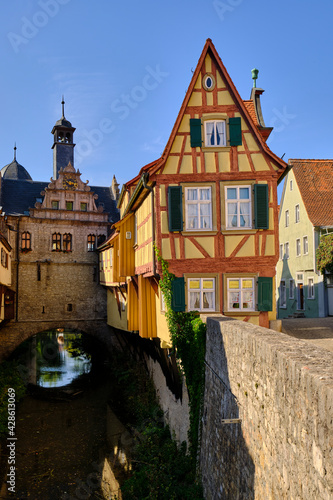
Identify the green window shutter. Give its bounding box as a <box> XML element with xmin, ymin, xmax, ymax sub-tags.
<box><xmin>190</xmin><ymin>118</ymin><xmax>202</xmax><ymax>147</ymax></box>
<box><xmin>229</xmin><ymin>117</ymin><xmax>242</xmax><ymax>146</ymax></box>
<box><xmin>258</xmin><ymin>277</ymin><xmax>273</xmax><ymax>311</ymax></box>
<box><xmin>171</xmin><ymin>277</ymin><xmax>185</xmax><ymax>312</ymax></box>
<box><xmin>254</xmin><ymin>184</ymin><xmax>269</xmax><ymax>229</ymax></box>
<box><xmin>168</xmin><ymin>186</ymin><xmax>183</xmax><ymax>232</ymax></box>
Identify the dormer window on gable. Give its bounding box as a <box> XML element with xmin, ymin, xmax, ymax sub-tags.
<box><xmin>190</xmin><ymin>116</ymin><xmax>242</xmax><ymax>149</ymax></box>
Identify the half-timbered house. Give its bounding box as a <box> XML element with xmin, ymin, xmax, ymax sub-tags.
<box><xmin>100</xmin><ymin>39</ymin><xmax>287</xmax><ymax>345</ymax></box>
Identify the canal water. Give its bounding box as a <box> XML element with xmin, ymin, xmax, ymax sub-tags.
<box><xmin>1</xmin><ymin>330</ymin><xmax>132</xmax><ymax>499</ymax></box>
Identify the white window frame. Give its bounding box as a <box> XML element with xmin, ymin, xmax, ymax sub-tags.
<box><xmin>284</xmin><ymin>242</ymin><xmax>289</xmax><ymax>259</ymax></box>
<box><xmin>289</xmin><ymin>279</ymin><xmax>295</xmax><ymax>299</ymax></box>
<box><xmin>290</xmin><ymin>179</ymin><xmax>293</xmax><ymax>191</ymax></box>
<box><xmin>204</xmin><ymin>120</ymin><xmax>226</xmax><ymax>147</ymax></box>
<box><xmin>188</xmin><ymin>277</ymin><xmax>216</xmax><ymax>312</ymax></box>
<box><xmin>185</xmin><ymin>186</ymin><xmax>212</xmax><ymax>231</ymax></box>
<box><xmin>280</xmin><ymin>280</ymin><xmax>286</xmax><ymax>308</ymax></box>
<box><xmin>279</xmin><ymin>243</ymin><xmax>283</xmax><ymax>260</ymax></box>
<box><xmin>285</xmin><ymin>210</ymin><xmax>289</xmax><ymax>227</ymax></box>
<box><xmin>295</xmin><ymin>204</ymin><xmax>300</xmax><ymax>223</ymax></box>
<box><xmin>225</xmin><ymin>185</ymin><xmax>252</xmax><ymax>230</ymax></box>
<box><xmin>227</xmin><ymin>277</ymin><xmax>255</xmax><ymax>312</ymax></box>
<box><xmin>296</xmin><ymin>238</ymin><xmax>301</xmax><ymax>257</ymax></box>
<box><xmin>303</xmin><ymin>236</ymin><xmax>308</xmax><ymax>255</ymax></box>
<box><xmin>308</xmin><ymin>278</ymin><xmax>315</xmax><ymax>299</ymax></box>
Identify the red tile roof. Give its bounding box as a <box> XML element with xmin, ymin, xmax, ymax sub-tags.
<box><xmin>290</xmin><ymin>159</ymin><xmax>333</xmax><ymax>226</ymax></box>
<box><xmin>243</xmin><ymin>100</ymin><xmax>258</xmax><ymax>126</ymax></box>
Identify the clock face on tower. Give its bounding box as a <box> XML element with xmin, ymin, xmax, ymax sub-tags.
<box><xmin>63</xmin><ymin>174</ymin><xmax>78</xmax><ymax>190</ymax></box>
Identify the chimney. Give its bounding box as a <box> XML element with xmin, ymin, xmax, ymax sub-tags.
<box><xmin>250</xmin><ymin>68</ymin><xmax>273</xmax><ymax>141</ymax></box>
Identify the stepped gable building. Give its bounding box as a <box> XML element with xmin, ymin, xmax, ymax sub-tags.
<box><xmin>99</xmin><ymin>39</ymin><xmax>287</xmax><ymax>347</ymax></box>
<box><xmin>0</xmin><ymin>102</ymin><xmax>119</xmax><ymax>327</ymax></box>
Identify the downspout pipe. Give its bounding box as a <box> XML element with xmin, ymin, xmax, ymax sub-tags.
<box><xmin>142</xmin><ymin>173</ymin><xmax>156</xmax><ymax>275</ymax></box>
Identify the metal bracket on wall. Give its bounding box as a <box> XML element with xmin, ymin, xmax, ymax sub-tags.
<box><xmin>221</xmin><ymin>418</ymin><xmax>242</xmax><ymax>425</ymax></box>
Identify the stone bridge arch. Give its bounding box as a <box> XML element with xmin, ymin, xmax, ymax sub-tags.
<box><xmin>0</xmin><ymin>320</ymin><xmax>118</xmax><ymax>361</ymax></box>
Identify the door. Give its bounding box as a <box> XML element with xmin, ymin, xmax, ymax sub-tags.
<box><xmin>296</xmin><ymin>274</ymin><xmax>304</xmax><ymax>310</ymax></box>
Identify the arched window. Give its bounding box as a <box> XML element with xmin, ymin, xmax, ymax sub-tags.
<box><xmin>57</xmin><ymin>132</ymin><xmax>64</xmax><ymax>142</ymax></box>
<box><xmin>52</xmin><ymin>233</ymin><xmax>61</xmax><ymax>251</ymax></box>
<box><xmin>63</xmin><ymin>233</ymin><xmax>72</xmax><ymax>252</ymax></box>
<box><xmin>65</xmin><ymin>133</ymin><xmax>71</xmax><ymax>144</ymax></box>
<box><xmin>87</xmin><ymin>234</ymin><xmax>96</xmax><ymax>252</ymax></box>
<box><xmin>21</xmin><ymin>231</ymin><xmax>31</xmax><ymax>251</ymax></box>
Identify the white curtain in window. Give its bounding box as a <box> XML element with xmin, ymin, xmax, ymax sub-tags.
<box><xmin>187</xmin><ymin>189</ymin><xmax>197</xmax><ymax>201</ymax></box>
<box><xmin>206</xmin><ymin>122</ymin><xmax>215</xmax><ymax>145</ymax></box>
<box><xmin>242</xmin><ymin>291</ymin><xmax>254</xmax><ymax>309</ymax></box>
<box><xmin>227</xmin><ymin>202</ymin><xmax>238</xmax><ymax>227</ymax></box>
<box><xmin>229</xmin><ymin>291</ymin><xmax>240</xmax><ymax>309</ymax></box>
<box><xmin>216</xmin><ymin>121</ymin><xmax>224</xmax><ymax>145</ymax></box>
<box><xmin>200</xmin><ymin>188</ymin><xmax>210</xmax><ymax>200</ymax></box>
<box><xmin>202</xmin><ymin>291</ymin><xmax>214</xmax><ymax>309</ymax></box>
<box><xmin>200</xmin><ymin>204</ymin><xmax>211</xmax><ymax>228</ymax></box>
<box><xmin>189</xmin><ymin>292</ymin><xmax>200</xmax><ymax>310</ymax></box>
<box><xmin>240</xmin><ymin>202</ymin><xmax>250</xmax><ymax>227</ymax></box>
<box><xmin>187</xmin><ymin>204</ymin><xmax>198</xmax><ymax>229</ymax></box>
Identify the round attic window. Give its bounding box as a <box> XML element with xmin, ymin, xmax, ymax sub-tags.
<box><xmin>203</xmin><ymin>73</ymin><xmax>215</xmax><ymax>91</ymax></box>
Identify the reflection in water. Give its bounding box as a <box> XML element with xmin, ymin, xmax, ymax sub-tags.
<box><xmin>34</xmin><ymin>331</ymin><xmax>92</xmax><ymax>388</ymax></box>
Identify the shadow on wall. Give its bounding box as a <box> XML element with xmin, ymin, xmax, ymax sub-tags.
<box><xmin>200</xmin><ymin>317</ymin><xmax>255</xmax><ymax>500</ymax></box>
<box><xmin>277</xmin><ymin>256</ymin><xmax>324</xmax><ymax>318</ymax></box>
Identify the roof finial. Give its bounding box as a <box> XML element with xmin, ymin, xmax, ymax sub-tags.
<box><xmin>251</xmin><ymin>68</ymin><xmax>259</xmax><ymax>88</ymax></box>
<box><xmin>61</xmin><ymin>95</ymin><xmax>65</xmax><ymax>118</ymax></box>
<box><xmin>14</xmin><ymin>142</ymin><xmax>17</xmax><ymax>161</ymax></box>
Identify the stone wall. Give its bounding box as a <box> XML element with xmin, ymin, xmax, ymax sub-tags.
<box><xmin>200</xmin><ymin>316</ymin><xmax>333</xmax><ymax>500</ymax></box>
<box><xmin>146</xmin><ymin>356</ymin><xmax>190</xmax><ymax>445</ymax></box>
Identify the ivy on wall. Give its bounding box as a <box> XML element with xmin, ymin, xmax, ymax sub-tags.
<box><xmin>155</xmin><ymin>246</ymin><xmax>206</xmax><ymax>460</ymax></box>
<box><xmin>316</xmin><ymin>233</ymin><xmax>333</xmax><ymax>274</ymax></box>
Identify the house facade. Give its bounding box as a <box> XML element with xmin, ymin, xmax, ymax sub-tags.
<box><xmin>100</xmin><ymin>39</ymin><xmax>287</xmax><ymax>346</ymax></box>
<box><xmin>0</xmin><ymin>212</ymin><xmax>14</xmax><ymax>323</ymax></box>
<box><xmin>276</xmin><ymin>159</ymin><xmax>333</xmax><ymax>318</ymax></box>
<box><xmin>0</xmin><ymin>104</ymin><xmax>119</xmax><ymax>328</ymax></box>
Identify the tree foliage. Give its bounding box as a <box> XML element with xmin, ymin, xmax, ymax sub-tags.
<box><xmin>316</xmin><ymin>233</ymin><xmax>333</xmax><ymax>274</ymax></box>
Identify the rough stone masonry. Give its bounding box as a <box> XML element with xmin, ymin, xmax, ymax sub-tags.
<box><xmin>200</xmin><ymin>316</ymin><xmax>333</xmax><ymax>500</ymax></box>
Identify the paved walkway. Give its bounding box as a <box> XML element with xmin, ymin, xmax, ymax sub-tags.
<box><xmin>281</xmin><ymin>317</ymin><xmax>333</xmax><ymax>353</ymax></box>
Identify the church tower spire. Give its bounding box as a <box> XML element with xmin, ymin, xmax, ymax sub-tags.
<box><xmin>51</xmin><ymin>97</ymin><xmax>76</xmax><ymax>179</ymax></box>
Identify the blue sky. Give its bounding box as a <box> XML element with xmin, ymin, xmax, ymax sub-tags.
<box><xmin>1</xmin><ymin>0</ymin><xmax>333</xmax><ymax>201</ymax></box>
